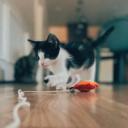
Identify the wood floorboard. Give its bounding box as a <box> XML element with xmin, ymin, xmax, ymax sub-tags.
<box><xmin>0</xmin><ymin>83</ymin><xmax>128</xmax><ymax>128</ymax></box>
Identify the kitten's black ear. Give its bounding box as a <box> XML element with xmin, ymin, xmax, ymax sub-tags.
<box><xmin>28</xmin><ymin>39</ymin><xmax>37</xmax><ymax>47</ymax></box>
<box><xmin>47</xmin><ymin>33</ymin><xmax>60</xmax><ymax>47</ymax></box>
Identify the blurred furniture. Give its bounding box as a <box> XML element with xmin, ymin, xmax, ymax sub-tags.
<box><xmin>95</xmin><ymin>48</ymin><xmax>114</xmax><ymax>83</ymax></box>
<box><xmin>95</xmin><ymin>17</ymin><xmax>128</xmax><ymax>84</ymax></box>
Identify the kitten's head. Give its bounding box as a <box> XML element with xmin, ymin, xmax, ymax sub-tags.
<box><xmin>28</xmin><ymin>33</ymin><xmax>60</xmax><ymax>68</ymax></box>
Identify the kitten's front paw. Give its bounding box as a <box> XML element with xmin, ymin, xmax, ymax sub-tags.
<box><xmin>56</xmin><ymin>85</ymin><xmax>67</xmax><ymax>91</ymax></box>
<box><xmin>44</xmin><ymin>74</ymin><xmax>68</xmax><ymax>87</ymax></box>
<box><xmin>44</xmin><ymin>75</ymin><xmax>58</xmax><ymax>87</ymax></box>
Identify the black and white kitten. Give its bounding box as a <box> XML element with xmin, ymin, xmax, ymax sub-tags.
<box><xmin>28</xmin><ymin>26</ymin><xmax>114</xmax><ymax>89</ymax></box>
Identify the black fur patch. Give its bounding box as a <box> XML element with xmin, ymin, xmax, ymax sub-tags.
<box><xmin>28</xmin><ymin>34</ymin><xmax>60</xmax><ymax>60</ymax></box>
<box><xmin>64</xmin><ymin>26</ymin><xmax>114</xmax><ymax>70</ymax></box>
<box><xmin>28</xmin><ymin>26</ymin><xmax>114</xmax><ymax>71</ymax></box>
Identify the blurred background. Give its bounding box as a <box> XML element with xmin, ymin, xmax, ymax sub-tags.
<box><xmin>0</xmin><ymin>0</ymin><xmax>128</xmax><ymax>84</ymax></box>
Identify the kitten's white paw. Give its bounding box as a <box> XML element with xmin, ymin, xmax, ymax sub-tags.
<box><xmin>45</xmin><ymin>75</ymin><xmax>58</xmax><ymax>87</ymax></box>
<box><xmin>45</xmin><ymin>74</ymin><xmax>68</xmax><ymax>88</ymax></box>
<box><xmin>56</xmin><ymin>85</ymin><xmax>67</xmax><ymax>91</ymax></box>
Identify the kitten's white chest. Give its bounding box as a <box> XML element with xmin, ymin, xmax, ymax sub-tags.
<box><xmin>45</xmin><ymin>48</ymin><xmax>70</xmax><ymax>89</ymax></box>
<box><xmin>50</xmin><ymin>48</ymin><xmax>69</xmax><ymax>74</ymax></box>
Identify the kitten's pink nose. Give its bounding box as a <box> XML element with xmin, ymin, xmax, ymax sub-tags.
<box><xmin>43</xmin><ymin>63</ymin><xmax>48</xmax><ymax>67</ymax></box>
<box><xmin>41</xmin><ymin>62</ymin><xmax>44</xmax><ymax>66</ymax></box>
<box><xmin>39</xmin><ymin>61</ymin><xmax>48</xmax><ymax>68</ymax></box>
<box><xmin>39</xmin><ymin>60</ymin><xmax>49</xmax><ymax>68</ymax></box>
<box><xmin>39</xmin><ymin>61</ymin><xmax>44</xmax><ymax>66</ymax></box>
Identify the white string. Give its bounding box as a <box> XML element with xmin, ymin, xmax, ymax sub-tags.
<box><xmin>6</xmin><ymin>89</ymin><xmax>30</xmax><ymax>128</ymax></box>
<box><xmin>24</xmin><ymin>90</ymin><xmax>70</xmax><ymax>93</ymax></box>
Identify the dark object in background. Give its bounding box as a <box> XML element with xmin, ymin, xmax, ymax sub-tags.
<box><xmin>14</xmin><ymin>50</ymin><xmax>38</xmax><ymax>83</ymax></box>
<box><xmin>67</xmin><ymin>21</ymin><xmax>88</xmax><ymax>42</ymax></box>
<box><xmin>64</xmin><ymin>26</ymin><xmax>114</xmax><ymax>70</ymax></box>
<box><xmin>96</xmin><ymin>17</ymin><xmax>128</xmax><ymax>84</ymax></box>
<box><xmin>104</xmin><ymin>17</ymin><xmax>128</xmax><ymax>52</ymax></box>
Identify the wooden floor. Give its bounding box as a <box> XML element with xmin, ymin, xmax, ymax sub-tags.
<box><xmin>0</xmin><ymin>83</ymin><xmax>128</xmax><ymax>128</ymax></box>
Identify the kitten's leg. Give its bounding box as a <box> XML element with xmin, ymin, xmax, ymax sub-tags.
<box><xmin>72</xmin><ymin>74</ymin><xmax>81</xmax><ymax>86</ymax></box>
<box><xmin>44</xmin><ymin>73</ymin><xmax>69</xmax><ymax>89</ymax></box>
<box><xmin>67</xmin><ymin>74</ymin><xmax>81</xmax><ymax>88</ymax></box>
<box><xmin>55</xmin><ymin>74</ymin><xmax>69</xmax><ymax>90</ymax></box>
<box><xmin>56</xmin><ymin>84</ymin><xmax>67</xmax><ymax>91</ymax></box>
<box><xmin>44</xmin><ymin>75</ymin><xmax>57</xmax><ymax>87</ymax></box>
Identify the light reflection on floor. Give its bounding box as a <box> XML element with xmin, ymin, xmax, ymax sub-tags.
<box><xmin>0</xmin><ymin>83</ymin><xmax>128</xmax><ymax>128</ymax></box>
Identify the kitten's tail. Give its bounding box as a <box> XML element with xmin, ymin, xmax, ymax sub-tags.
<box><xmin>92</xmin><ymin>26</ymin><xmax>114</xmax><ymax>48</ymax></box>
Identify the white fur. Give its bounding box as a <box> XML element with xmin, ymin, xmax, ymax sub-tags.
<box><xmin>38</xmin><ymin>48</ymin><xmax>96</xmax><ymax>89</ymax></box>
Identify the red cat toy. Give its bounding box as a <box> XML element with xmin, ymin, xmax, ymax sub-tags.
<box><xmin>70</xmin><ymin>81</ymin><xmax>99</xmax><ymax>92</ymax></box>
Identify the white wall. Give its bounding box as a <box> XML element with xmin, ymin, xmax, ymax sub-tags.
<box><xmin>0</xmin><ymin>1</ymin><xmax>30</xmax><ymax>81</ymax></box>
<box><xmin>0</xmin><ymin>1</ymin><xmax>4</xmax><ymax>59</ymax></box>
